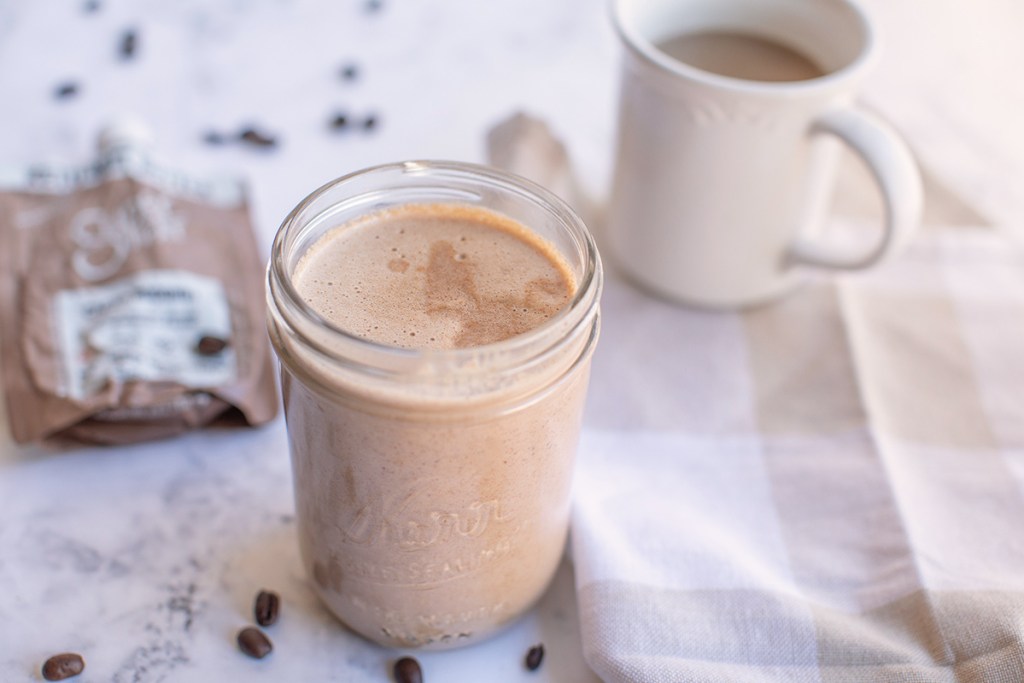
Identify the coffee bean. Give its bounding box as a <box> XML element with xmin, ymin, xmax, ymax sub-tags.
<box><xmin>238</xmin><ymin>127</ymin><xmax>277</xmax><ymax>148</ymax></box>
<box><xmin>83</xmin><ymin>0</ymin><xmax>101</xmax><ymax>13</ymax></box>
<box><xmin>254</xmin><ymin>590</ymin><xmax>280</xmax><ymax>627</ymax></box>
<box><xmin>340</xmin><ymin>63</ymin><xmax>359</xmax><ymax>81</ymax></box>
<box><xmin>393</xmin><ymin>656</ymin><xmax>423</xmax><ymax>683</ymax></box>
<box><xmin>365</xmin><ymin>0</ymin><xmax>383</xmax><ymax>12</ymax></box>
<box><xmin>119</xmin><ymin>29</ymin><xmax>138</xmax><ymax>60</ymax></box>
<box><xmin>41</xmin><ymin>653</ymin><xmax>85</xmax><ymax>681</ymax></box>
<box><xmin>525</xmin><ymin>643</ymin><xmax>545</xmax><ymax>671</ymax></box>
<box><xmin>237</xmin><ymin>627</ymin><xmax>273</xmax><ymax>659</ymax></box>
<box><xmin>195</xmin><ymin>335</ymin><xmax>228</xmax><ymax>356</ymax></box>
<box><xmin>54</xmin><ymin>82</ymin><xmax>79</xmax><ymax>100</ymax></box>
<box><xmin>362</xmin><ymin>114</ymin><xmax>379</xmax><ymax>131</ymax></box>
<box><xmin>202</xmin><ymin>130</ymin><xmax>228</xmax><ymax>146</ymax></box>
<box><xmin>329</xmin><ymin>113</ymin><xmax>349</xmax><ymax>130</ymax></box>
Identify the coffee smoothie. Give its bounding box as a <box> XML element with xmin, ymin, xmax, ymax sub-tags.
<box><xmin>293</xmin><ymin>203</ymin><xmax>574</xmax><ymax>349</ymax></box>
<box><xmin>267</xmin><ymin>175</ymin><xmax>601</xmax><ymax>651</ymax></box>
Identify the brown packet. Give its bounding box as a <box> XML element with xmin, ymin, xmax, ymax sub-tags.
<box><xmin>0</xmin><ymin>122</ymin><xmax>278</xmax><ymax>444</ymax></box>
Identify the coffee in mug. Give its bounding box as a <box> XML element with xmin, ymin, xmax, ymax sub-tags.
<box><xmin>656</xmin><ymin>31</ymin><xmax>825</xmax><ymax>82</ymax></box>
<box><xmin>608</xmin><ymin>0</ymin><xmax>923</xmax><ymax>308</ymax></box>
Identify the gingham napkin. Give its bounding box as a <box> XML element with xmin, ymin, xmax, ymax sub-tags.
<box><xmin>490</xmin><ymin>115</ymin><xmax>1024</xmax><ymax>682</ymax></box>
<box><xmin>573</xmin><ymin>230</ymin><xmax>1024</xmax><ymax>681</ymax></box>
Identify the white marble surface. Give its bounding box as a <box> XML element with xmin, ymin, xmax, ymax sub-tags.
<box><xmin>0</xmin><ymin>1</ymin><xmax>612</xmax><ymax>680</ymax></box>
<box><xmin>0</xmin><ymin>0</ymin><xmax>1017</xmax><ymax>681</ymax></box>
<box><xmin>1</xmin><ymin>425</ymin><xmax>598</xmax><ymax>682</ymax></box>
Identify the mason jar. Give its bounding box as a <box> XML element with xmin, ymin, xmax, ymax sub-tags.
<box><xmin>266</xmin><ymin>161</ymin><xmax>602</xmax><ymax>650</ymax></box>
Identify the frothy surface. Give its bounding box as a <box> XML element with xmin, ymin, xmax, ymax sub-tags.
<box><xmin>294</xmin><ymin>203</ymin><xmax>575</xmax><ymax>349</ymax></box>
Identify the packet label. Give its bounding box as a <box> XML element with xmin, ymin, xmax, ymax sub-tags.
<box><xmin>54</xmin><ymin>269</ymin><xmax>236</xmax><ymax>401</ymax></box>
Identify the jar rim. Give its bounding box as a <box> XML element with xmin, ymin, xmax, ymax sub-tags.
<box><xmin>267</xmin><ymin>160</ymin><xmax>602</xmax><ymax>378</ymax></box>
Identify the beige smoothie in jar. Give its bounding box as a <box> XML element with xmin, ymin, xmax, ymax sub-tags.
<box><xmin>267</xmin><ymin>162</ymin><xmax>602</xmax><ymax>650</ymax></box>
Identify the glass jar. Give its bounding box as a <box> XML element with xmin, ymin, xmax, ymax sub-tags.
<box><xmin>266</xmin><ymin>161</ymin><xmax>601</xmax><ymax>649</ymax></box>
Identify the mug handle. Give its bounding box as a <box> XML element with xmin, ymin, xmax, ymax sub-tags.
<box><xmin>786</xmin><ymin>107</ymin><xmax>923</xmax><ymax>270</ymax></box>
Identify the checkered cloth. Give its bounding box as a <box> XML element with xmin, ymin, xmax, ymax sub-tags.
<box><xmin>488</xmin><ymin>115</ymin><xmax>1024</xmax><ymax>682</ymax></box>
<box><xmin>572</xmin><ymin>228</ymin><xmax>1024</xmax><ymax>682</ymax></box>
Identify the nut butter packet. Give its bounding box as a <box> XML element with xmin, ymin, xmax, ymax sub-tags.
<box><xmin>0</xmin><ymin>122</ymin><xmax>278</xmax><ymax>444</ymax></box>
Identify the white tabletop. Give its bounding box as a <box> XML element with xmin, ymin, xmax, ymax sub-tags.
<box><xmin>0</xmin><ymin>0</ymin><xmax>1017</xmax><ymax>681</ymax></box>
<box><xmin>0</xmin><ymin>1</ymin><xmax>613</xmax><ymax>680</ymax></box>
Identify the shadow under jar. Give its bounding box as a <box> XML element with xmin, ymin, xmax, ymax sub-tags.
<box><xmin>266</xmin><ymin>161</ymin><xmax>602</xmax><ymax>650</ymax></box>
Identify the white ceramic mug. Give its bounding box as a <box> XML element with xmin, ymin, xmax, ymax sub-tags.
<box><xmin>608</xmin><ymin>0</ymin><xmax>922</xmax><ymax>308</ymax></box>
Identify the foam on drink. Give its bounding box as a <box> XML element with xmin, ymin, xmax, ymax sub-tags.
<box><xmin>294</xmin><ymin>203</ymin><xmax>575</xmax><ymax>350</ymax></box>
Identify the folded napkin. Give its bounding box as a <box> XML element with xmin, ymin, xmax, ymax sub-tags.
<box><xmin>573</xmin><ymin>230</ymin><xmax>1024</xmax><ymax>681</ymax></box>
<box><xmin>489</xmin><ymin>114</ymin><xmax>1024</xmax><ymax>682</ymax></box>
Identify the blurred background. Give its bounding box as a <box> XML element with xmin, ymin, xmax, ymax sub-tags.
<box><xmin>1</xmin><ymin>1</ymin><xmax>1022</xmax><ymax>681</ymax></box>
<box><xmin>1</xmin><ymin>0</ymin><xmax>1020</xmax><ymax>257</ymax></box>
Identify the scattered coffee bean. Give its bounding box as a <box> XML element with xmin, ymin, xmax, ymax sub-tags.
<box><xmin>525</xmin><ymin>643</ymin><xmax>545</xmax><ymax>671</ymax></box>
<box><xmin>340</xmin><ymin>63</ymin><xmax>359</xmax><ymax>81</ymax></box>
<box><xmin>393</xmin><ymin>656</ymin><xmax>423</xmax><ymax>683</ymax></box>
<box><xmin>202</xmin><ymin>130</ymin><xmax>228</xmax><ymax>146</ymax></box>
<box><xmin>119</xmin><ymin>28</ymin><xmax>138</xmax><ymax>60</ymax></box>
<box><xmin>41</xmin><ymin>653</ymin><xmax>85</xmax><ymax>681</ymax></box>
<box><xmin>83</xmin><ymin>0</ymin><xmax>101</xmax><ymax>13</ymax></box>
<box><xmin>365</xmin><ymin>0</ymin><xmax>383</xmax><ymax>12</ymax></box>
<box><xmin>254</xmin><ymin>590</ymin><xmax>280</xmax><ymax>627</ymax></box>
<box><xmin>195</xmin><ymin>335</ymin><xmax>228</xmax><ymax>356</ymax></box>
<box><xmin>238</xmin><ymin>127</ymin><xmax>277</xmax><ymax>148</ymax></box>
<box><xmin>54</xmin><ymin>82</ymin><xmax>79</xmax><ymax>100</ymax></box>
<box><xmin>363</xmin><ymin>114</ymin><xmax>379</xmax><ymax>131</ymax></box>
<box><xmin>329</xmin><ymin>113</ymin><xmax>349</xmax><ymax>130</ymax></box>
<box><xmin>237</xmin><ymin>627</ymin><xmax>273</xmax><ymax>659</ymax></box>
